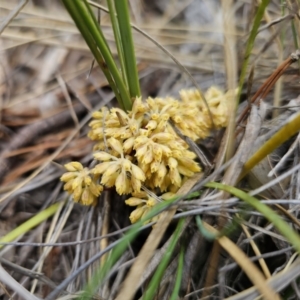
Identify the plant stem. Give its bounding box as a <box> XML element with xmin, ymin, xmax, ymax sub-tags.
<box><xmin>62</xmin><ymin>0</ymin><xmax>132</xmax><ymax>111</ymax></box>
<box><xmin>114</xmin><ymin>0</ymin><xmax>141</xmax><ymax>98</ymax></box>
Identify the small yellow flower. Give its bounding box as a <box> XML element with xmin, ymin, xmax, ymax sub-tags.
<box><xmin>64</xmin><ymin>162</ymin><xmax>84</xmax><ymax>172</ymax></box>
<box><xmin>125</xmin><ymin>197</ymin><xmax>146</xmax><ymax>206</ymax></box>
<box><xmin>133</xmin><ymin>129</ymin><xmax>201</xmax><ymax>191</ymax></box>
<box><xmin>88</xmin><ymin>107</ymin><xmax>109</xmax><ymax>141</ymax></box>
<box><xmin>129</xmin><ymin>97</ymin><xmax>148</xmax><ymax>117</ymax></box>
<box><xmin>161</xmin><ymin>192</ymin><xmax>176</xmax><ymax>200</ymax></box>
<box><xmin>92</xmin><ymin>148</ymin><xmax>146</xmax><ymax>195</ymax></box>
<box><xmin>125</xmin><ymin>191</ymin><xmax>175</xmax><ymax>224</ymax></box>
<box><xmin>146</xmin><ymin>197</ymin><xmax>157</xmax><ymax>207</ymax></box>
<box><xmin>93</xmin><ymin>151</ymin><xmax>113</xmax><ymax>161</ymax></box>
<box><xmin>60</xmin><ymin>162</ymin><xmax>103</xmax><ymax>206</ymax></box>
<box><xmin>175</xmin><ymin>87</ymin><xmax>233</xmax><ymax>139</ymax></box>
<box><xmin>115</xmin><ymin>171</ymin><xmax>131</xmax><ymax>195</ymax></box>
<box><xmin>129</xmin><ymin>205</ymin><xmax>147</xmax><ymax>223</ymax></box>
<box><xmin>123</xmin><ymin>137</ymin><xmax>135</xmax><ymax>154</ymax></box>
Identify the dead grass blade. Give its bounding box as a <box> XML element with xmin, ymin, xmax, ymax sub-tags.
<box><xmin>56</xmin><ymin>74</ymin><xmax>79</xmax><ymax>129</ymax></box>
<box><xmin>0</xmin><ymin>0</ymin><xmax>28</xmax><ymax>34</ymax></box>
<box><xmin>240</xmin><ymin>221</ymin><xmax>271</xmax><ymax>278</ymax></box>
<box><xmin>203</xmin><ymin>222</ymin><xmax>279</xmax><ymax>300</ymax></box>
<box><xmin>226</xmin><ymin>258</ymin><xmax>300</xmax><ymax>300</ymax></box>
<box><xmin>0</xmin><ymin>265</ymin><xmax>40</xmax><ymax>300</ymax></box>
<box><xmin>221</xmin><ymin>0</ymin><xmax>238</xmax><ymax>161</ymax></box>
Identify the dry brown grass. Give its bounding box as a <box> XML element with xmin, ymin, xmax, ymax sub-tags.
<box><xmin>1</xmin><ymin>1</ymin><xmax>300</xmax><ymax>299</ymax></box>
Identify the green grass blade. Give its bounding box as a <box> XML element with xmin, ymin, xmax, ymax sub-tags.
<box><xmin>237</xmin><ymin>0</ymin><xmax>270</xmax><ymax>100</ymax></box>
<box><xmin>205</xmin><ymin>182</ymin><xmax>300</xmax><ymax>253</ymax></box>
<box><xmin>107</xmin><ymin>0</ymin><xmax>128</xmax><ymax>88</ymax></box>
<box><xmin>114</xmin><ymin>0</ymin><xmax>141</xmax><ymax>98</ymax></box>
<box><xmin>170</xmin><ymin>245</ymin><xmax>184</xmax><ymax>300</ymax></box>
<box><xmin>240</xmin><ymin>111</ymin><xmax>300</xmax><ymax>179</ymax></box>
<box><xmin>196</xmin><ymin>213</ymin><xmax>244</xmax><ymax>241</ymax></box>
<box><xmin>62</xmin><ymin>0</ymin><xmax>123</xmax><ymax>109</ymax></box>
<box><xmin>77</xmin><ymin>0</ymin><xmax>132</xmax><ymax>109</ymax></box>
<box><xmin>62</xmin><ymin>0</ymin><xmax>132</xmax><ymax>111</ymax></box>
<box><xmin>196</xmin><ymin>215</ymin><xmax>217</xmax><ymax>240</ymax></box>
<box><xmin>142</xmin><ymin>218</ymin><xmax>185</xmax><ymax>300</ymax></box>
<box><xmin>0</xmin><ymin>202</ymin><xmax>61</xmax><ymax>250</ymax></box>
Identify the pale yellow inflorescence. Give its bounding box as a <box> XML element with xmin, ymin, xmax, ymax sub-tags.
<box><xmin>60</xmin><ymin>162</ymin><xmax>103</xmax><ymax>206</ymax></box>
<box><xmin>60</xmin><ymin>87</ymin><xmax>232</xmax><ymax>222</ymax></box>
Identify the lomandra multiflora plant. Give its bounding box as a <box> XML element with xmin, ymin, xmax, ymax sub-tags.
<box><xmin>61</xmin><ymin>87</ymin><xmax>232</xmax><ymax>223</ymax></box>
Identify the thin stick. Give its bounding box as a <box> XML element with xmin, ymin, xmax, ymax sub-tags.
<box><xmin>237</xmin><ymin>50</ymin><xmax>300</xmax><ymax>125</ymax></box>
<box><xmin>0</xmin><ymin>265</ymin><xmax>40</xmax><ymax>300</ymax></box>
<box><xmin>0</xmin><ymin>0</ymin><xmax>28</xmax><ymax>34</ymax></box>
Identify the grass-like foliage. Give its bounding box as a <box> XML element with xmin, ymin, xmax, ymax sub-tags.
<box><xmin>62</xmin><ymin>0</ymin><xmax>140</xmax><ymax>111</ymax></box>
<box><xmin>3</xmin><ymin>1</ymin><xmax>300</xmax><ymax>300</ymax></box>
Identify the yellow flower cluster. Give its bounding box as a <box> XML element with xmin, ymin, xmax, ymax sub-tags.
<box><xmin>61</xmin><ymin>87</ymin><xmax>231</xmax><ymax>222</ymax></box>
<box><xmin>60</xmin><ymin>162</ymin><xmax>103</xmax><ymax>206</ymax></box>
<box><xmin>125</xmin><ymin>191</ymin><xmax>175</xmax><ymax>223</ymax></box>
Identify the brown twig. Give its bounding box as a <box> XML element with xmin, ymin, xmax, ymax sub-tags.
<box><xmin>237</xmin><ymin>50</ymin><xmax>300</xmax><ymax>125</ymax></box>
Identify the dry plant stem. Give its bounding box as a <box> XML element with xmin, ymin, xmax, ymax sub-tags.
<box><xmin>240</xmin><ymin>222</ymin><xmax>271</xmax><ymax>278</ymax></box>
<box><xmin>202</xmin><ymin>2</ymin><xmax>238</xmax><ymax>295</ymax></box>
<box><xmin>0</xmin><ymin>280</ymin><xmax>10</xmax><ymax>299</ymax></box>
<box><xmin>30</xmin><ymin>201</ymin><xmax>66</xmax><ymax>294</ymax></box>
<box><xmin>115</xmin><ymin>173</ymin><xmax>203</xmax><ymax>300</ymax></box>
<box><xmin>202</xmin><ymin>241</ymin><xmax>221</xmax><ymax>298</ymax></box>
<box><xmin>0</xmin><ymin>0</ymin><xmax>29</xmax><ymax>34</ymax></box>
<box><xmin>225</xmin><ymin>105</ymin><xmax>263</xmax><ymax>186</ymax></box>
<box><xmin>274</xmin><ymin>203</ymin><xmax>300</xmax><ymax>228</ymax></box>
<box><xmin>237</xmin><ymin>50</ymin><xmax>300</xmax><ymax>126</ymax></box>
<box><xmin>222</xmin><ymin>0</ymin><xmax>238</xmax><ymax>161</ymax></box>
<box><xmin>100</xmin><ymin>192</ymin><xmax>110</xmax><ymax>266</ymax></box>
<box><xmin>179</xmin><ymin>227</ymin><xmax>207</xmax><ymax>295</ymax></box>
<box><xmin>0</xmin><ymin>222</ymin><xmax>155</xmax><ymax>248</ymax></box>
<box><xmin>203</xmin><ymin>223</ymin><xmax>279</xmax><ymax>300</ymax></box>
<box><xmin>56</xmin><ymin>74</ymin><xmax>79</xmax><ymax>128</ymax></box>
<box><xmin>203</xmin><ymin>105</ymin><xmax>262</xmax><ymax>297</ymax></box>
<box><xmin>273</xmin><ymin>54</ymin><xmax>283</xmax><ymax>119</ymax></box>
<box><xmin>0</xmin><ymin>264</ymin><xmax>40</xmax><ymax>300</ymax></box>
<box><xmin>250</xmin><ymin>11</ymin><xmax>284</xmax><ymax>119</ymax></box>
<box><xmin>226</xmin><ymin>258</ymin><xmax>300</xmax><ymax>300</ymax></box>
<box><xmin>257</xmin><ymin>14</ymin><xmax>295</xmax><ymax>34</ymax></box>
<box><xmin>67</xmin><ymin>216</ymin><xmax>85</xmax><ymax>293</ymax></box>
<box><xmin>268</xmin><ymin>132</ymin><xmax>300</xmax><ymax>177</ymax></box>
